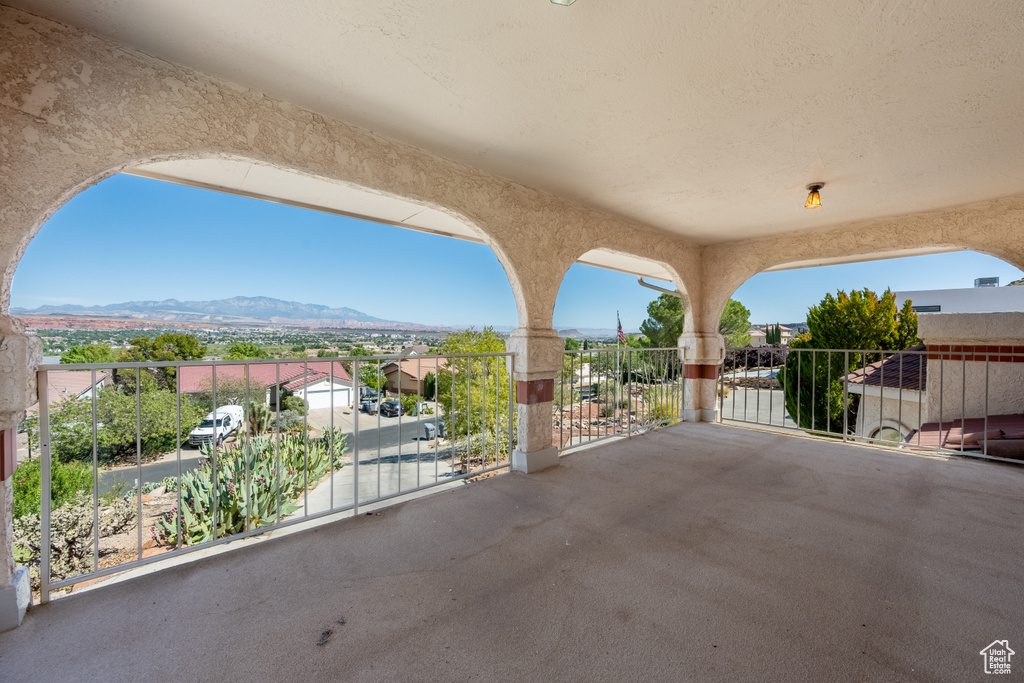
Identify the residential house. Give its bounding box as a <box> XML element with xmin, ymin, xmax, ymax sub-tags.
<box><xmin>179</xmin><ymin>361</ymin><xmax>355</xmax><ymax>410</ymax></box>
<box><xmin>382</xmin><ymin>356</ymin><xmax>447</xmax><ymax>396</ymax></box>
<box><xmin>842</xmin><ymin>345</ymin><xmax>927</xmax><ymax>443</ymax></box>
<box><xmin>32</xmin><ymin>370</ymin><xmax>110</xmax><ymax>411</ymax></box>
<box><xmin>747</xmin><ymin>325</ymin><xmax>794</xmax><ymax>347</ymax></box>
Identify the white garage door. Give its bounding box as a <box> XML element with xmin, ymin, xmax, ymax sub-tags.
<box><xmin>305</xmin><ymin>386</ymin><xmax>352</xmax><ymax>410</ymax></box>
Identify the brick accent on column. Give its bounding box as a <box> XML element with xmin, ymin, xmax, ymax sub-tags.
<box><xmin>0</xmin><ymin>429</ymin><xmax>15</xmax><ymax>481</ymax></box>
<box><xmin>515</xmin><ymin>379</ymin><xmax>554</xmax><ymax>405</ymax></box>
<box><xmin>925</xmin><ymin>344</ymin><xmax>1024</xmax><ymax>362</ymax></box>
<box><xmin>683</xmin><ymin>364</ymin><xmax>720</xmax><ymax>380</ymax></box>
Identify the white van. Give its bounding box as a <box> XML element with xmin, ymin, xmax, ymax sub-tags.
<box><xmin>189</xmin><ymin>405</ymin><xmax>245</xmax><ymax>447</ymax></box>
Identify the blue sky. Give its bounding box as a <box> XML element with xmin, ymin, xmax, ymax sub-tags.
<box><xmin>12</xmin><ymin>174</ymin><xmax>1023</xmax><ymax>331</ymax></box>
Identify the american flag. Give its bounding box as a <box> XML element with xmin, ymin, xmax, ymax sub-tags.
<box><xmin>617</xmin><ymin>313</ymin><xmax>626</xmax><ymax>345</ymax></box>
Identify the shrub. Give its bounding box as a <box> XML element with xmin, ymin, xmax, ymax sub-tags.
<box><xmin>280</xmin><ymin>395</ymin><xmax>308</xmax><ymax>415</ymax></box>
<box><xmin>552</xmin><ymin>376</ymin><xmax>580</xmax><ymax>410</ymax></box>
<box><xmin>13</xmin><ymin>492</ymin><xmax>136</xmax><ymax>591</ymax></box>
<box><xmin>12</xmin><ymin>459</ymin><xmax>93</xmax><ymax>519</ymax></box>
<box><xmin>600</xmin><ymin>403</ymin><xmax>616</xmax><ymax>418</ymax></box>
<box><xmin>275</xmin><ymin>409</ymin><xmax>305</xmax><ymax>432</ymax></box>
<box><xmin>643</xmin><ymin>387</ymin><xmax>682</xmax><ymax>424</ymax></box>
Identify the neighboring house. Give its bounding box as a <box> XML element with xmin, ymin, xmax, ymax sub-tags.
<box><xmin>895</xmin><ymin>283</ymin><xmax>1024</xmax><ymax>314</ymax></box>
<box><xmin>33</xmin><ymin>369</ymin><xmax>110</xmax><ymax>411</ymax></box>
<box><xmin>400</xmin><ymin>344</ymin><xmax>430</xmax><ymax>355</ymax></box>
<box><xmin>179</xmin><ymin>361</ymin><xmax>355</xmax><ymax>410</ymax></box>
<box><xmin>842</xmin><ymin>345</ymin><xmax>927</xmax><ymax>443</ymax></box>
<box><xmin>747</xmin><ymin>325</ymin><xmax>793</xmax><ymax>347</ymax></box>
<box><xmin>383</xmin><ymin>356</ymin><xmax>447</xmax><ymax>396</ymax></box>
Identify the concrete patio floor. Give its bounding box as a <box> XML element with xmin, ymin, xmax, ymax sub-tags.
<box><xmin>2</xmin><ymin>423</ymin><xmax>1022</xmax><ymax>682</ymax></box>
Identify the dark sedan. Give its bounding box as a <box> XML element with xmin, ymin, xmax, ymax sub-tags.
<box><xmin>379</xmin><ymin>400</ymin><xmax>404</xmax><ymax>417</ymax></box>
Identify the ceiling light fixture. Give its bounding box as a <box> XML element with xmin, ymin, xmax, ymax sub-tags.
<box><xmin>550</xmin><ymin>0</ymin><xmax>576</xmax><ymax>5</ymax></box>
<box><xmin>805</xmin><ymin>183</ymin><xmax>824</xmax><ymax>209</ymax></box>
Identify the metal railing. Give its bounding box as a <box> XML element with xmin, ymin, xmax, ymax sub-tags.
<box><xmin>718</xmin><ymin>345</ymin><xmax>1024</xmax><ymax>464</ymax></box>
<box><xmin>28</xmin><ymin>352</ymin><xmax>515</xmax><ymax>603</ymax></box>
<box><xmin>556</xmin><ymin>347</ymin><xmax>684</xmax><ymax>450</ymax></box>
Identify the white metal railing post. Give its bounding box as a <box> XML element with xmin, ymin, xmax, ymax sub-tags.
<box><xmin>352</xmin><ymin>357</ymin><xmax>359</xmax><ymax>515</ymax></box>
<box><xmin>37</xmin><ymin>369</ymin><xmax>51</xmax><ymax>605</ymax></box>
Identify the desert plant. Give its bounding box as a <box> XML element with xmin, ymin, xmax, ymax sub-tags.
<box><xmin>13</xmin><ymin>492</ymin><xmax>136</xmax><ymax>591</ymax></box>
<box><xmin>153</xmin><ymin>430</ymin><xmax>347</xmax><ymax>547</ymax></box>
<box><xmin>248</xmin><ymin>402</ymin><xmax>272</xmax><ymax>434</ymax></box>
<box><xmin>274</xmin><ymin>409</ymin><xmax>305</xmax><ymax>432</ymax></box>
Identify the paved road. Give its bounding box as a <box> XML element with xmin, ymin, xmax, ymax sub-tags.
<box><xmin>719</xmin><ymin>387</ymin><xmax>797</xmax><ymax>429</ymax></box>
<box><xmin>100</xmin><ymin>412</ymin><xmax>441</xmax><ymax>490</ymax></box>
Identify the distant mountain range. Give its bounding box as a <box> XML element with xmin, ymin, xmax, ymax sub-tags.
<box><xmin>12</xmin><ymin>296</ymin><xmax>448</xmax><ymax>331</ymax></box>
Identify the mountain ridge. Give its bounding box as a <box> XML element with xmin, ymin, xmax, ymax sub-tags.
<box><xmin>13</xmin><ymin>295</ymin><xmax>395</xmax><ymax>325</ymax></box>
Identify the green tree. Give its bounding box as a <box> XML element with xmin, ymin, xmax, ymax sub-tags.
<box><xmin>60</xmin><ymin>344</ymin><xmax>120</xmax><ymax>365</ymax></box>
<box><xmin>564</xmin><ymin>337</ymin><xmax>580</xmax><ymax>350</ymax></box>
<box><xmin>119</xmin><ymin>333</ymin><xmax>207</xmax><ymax>391</ymax></box>
<box><xmin>226</xmin><ymin>342</ymin><xmax>270</xmax><ymax>360</ymax></box>
<box><xmin>317</xmin><ymin>349</ymin><xmax>337</xmax><ymax>358</ymax></box>
<box><xmin>435</xmin><ymin>328</ymin><xmax>515</xmax><ymax>458</ymax></box>
<box><xmin>779</xmin><ymin>288</ymin><xmax>919</xmax><ymax>434</ymax></box>
<box><xmin>422</xmin><ymin>371</ymin><xmax>436</xmax><ymax>400</ymax></box>
<box><xmin>640</xmin><ymin>294</ymin><xmax>684</xmax><ymax>348</ymax></box>
<box><xmin>718</xmin><ymin>300</ymin><xmax>753</xmax><ymax>347</ymax></box>
<box><xmin>639</xmin><ymin>293</ymin><xmax>752</xmax><ymax>348</ymax></box>
<box><xmin>34</xmin><ymin>390</ymin><xmax>205</xmax><ymax>465</ymax></box>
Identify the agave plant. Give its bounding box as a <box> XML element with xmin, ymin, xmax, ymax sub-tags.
<box><xmin>153</xmin><ymin>430</ymin><xmax>347</xmax><ymax>547</ymax></box>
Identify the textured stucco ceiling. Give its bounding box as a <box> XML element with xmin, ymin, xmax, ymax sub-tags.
<box><xmin>8</xmin><ymin>0</ymin><xmax>1024</xmax><ymax>245</ymax></box>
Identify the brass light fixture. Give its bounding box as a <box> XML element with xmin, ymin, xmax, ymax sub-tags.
<box><xmin>805</xmin><ymin>183</ymin><xmax>824</xmax><ymax>209</ymax></box>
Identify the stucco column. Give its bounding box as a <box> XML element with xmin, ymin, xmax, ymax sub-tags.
<box><xmin>679</xmin><ymin>331</ymin><xmax>724</xmax><ymax>423</ymax></box>
<box><xmin>505</xmin><ymin>328</ymin><xmax>563</xmax><ymax>473</ymax></box>
<box><xmin>0</xmin><ymin>315</ymin><xmax>40</xmax><ymax>631</ymax></box>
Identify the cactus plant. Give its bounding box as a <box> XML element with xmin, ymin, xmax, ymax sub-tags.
<box><xmin>153</xmin><ymin>430</ymin><xmax>347</xmax><ymax>546</ymax></box>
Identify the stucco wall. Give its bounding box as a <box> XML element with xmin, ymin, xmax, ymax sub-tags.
<box><xmin>918</xmin><ymin>313</ymin><xmax>1024</xmax><ymax>422</ymax></box>
<box><xmin>853</xmin><ymin>392</ymin><xmax>926</xmax><ymax>440</ymax></box>
<box><xmin>923</xmin><ymin>360</ymin><xmax>1024</xmax><ymax>423</ymax></box>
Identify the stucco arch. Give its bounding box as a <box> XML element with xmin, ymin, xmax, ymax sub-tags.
<box><xmin>693</xmin><ymin>194</ymin><xmax>1024</xmax><ymax>340</ymax></box>
<box><xmin>3</xmin><ymin>150</ymin><xmax>534</xmax><ymax>323</ymax></box>
<box><xmin>560</xmin><ymin>247</ymin><xmax>693</xmax><ymax>332</ymax></box>
<box><xmin>0</xmin><ymin>8</ymin><xmax>703</xmax><ymax>333</ymax></box>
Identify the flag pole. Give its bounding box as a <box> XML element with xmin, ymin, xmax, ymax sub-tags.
<box><xmin>616</xmin><ymin>310</ymin><xmax>622</xmax><ymax>408</ymax></box>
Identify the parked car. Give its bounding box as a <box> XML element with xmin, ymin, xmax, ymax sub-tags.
<box><xmin>379</xmin><ymin>400</ymin><xmax>403</xmax><ymax>417</ymax></box>
<box><xmin>189</xmin><ymin>405</ymin><xmax>244</xmax><ymax>447</ymax></box>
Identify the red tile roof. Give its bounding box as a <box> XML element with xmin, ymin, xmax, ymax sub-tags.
<box><xmin>178</xmin><ymin>361</ymin><xmax>351</xmax><ymax>393</ymax></box>
<box><xmin>383</xmin><ymin>356</ymin><xmax>448</xmax><ymax>382</ymax></box>
<box><xmin>37</xmin><ymin>370</ymin><xmax>109</xmax><ymax>407</ymax></box>
<box><xmin>843</xmin><ymin>345</ymin><xmax>927</xmax><ymax>392</ymax></box>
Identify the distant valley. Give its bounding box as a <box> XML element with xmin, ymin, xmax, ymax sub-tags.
<box><xmin>13</xmin><ymin>296</ymin><xmax>452</xmax><ymax>332</ymax></box>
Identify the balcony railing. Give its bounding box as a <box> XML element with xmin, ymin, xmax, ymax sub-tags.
<box><xmin>556</xmin><ymin>347</ymin><xmax>684</xmax><ymax>450</ymax></box>
<box><xmin>26</xmin><ymin>352</ymin><xmax>515</xmax><ymax>603</ymax></box>
<box><xmin>718</xmin><ymin>346</ymin><xmax>1024</xmax><ymax>464</ymax></box>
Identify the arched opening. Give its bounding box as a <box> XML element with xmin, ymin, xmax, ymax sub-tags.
<box><xmin>549</xmin><ymin>251</ymin><xmax>698</xmax><ymax>450</ymax></box>
<box><xmin>717</xmin><ymin>250</ymin><xmax>1024</xmax><ymax>459</ymax></box>
<box><xmin>10</xmin><ymin>163</ymin><xmax>526</xmax><ymax>599</ymax></box>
